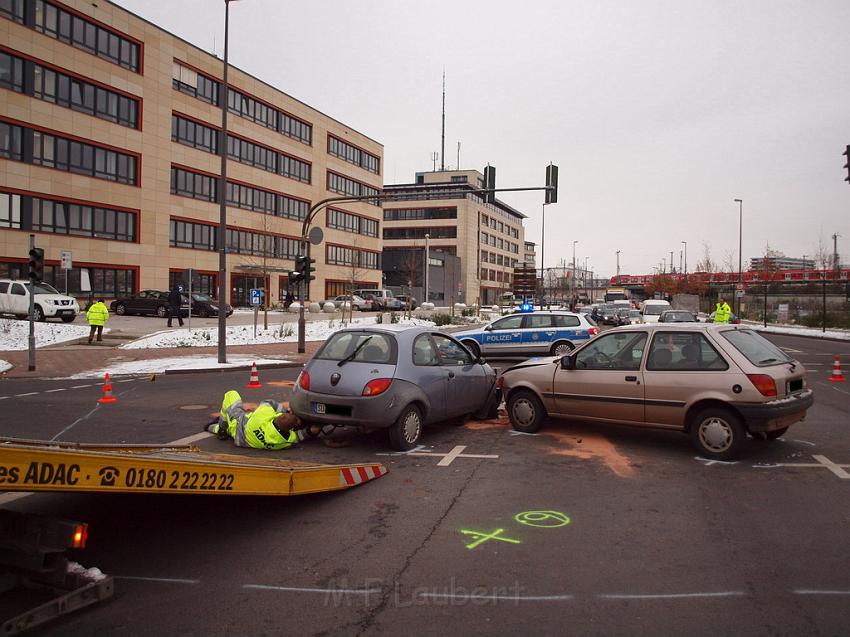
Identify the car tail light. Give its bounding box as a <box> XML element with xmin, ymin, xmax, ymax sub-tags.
<box><xmin>362</xmin><ymin>378</ymin><xmax>392</xmax><ymax>396</ymax></box>
<box><xmin>589</xmin><ymin>327</ymin><xmax>598</xmax><ymax>336</ymax></box>
<box><xmin>497</xmin><ymin>376</ymin><xmax>505</xmax><ymax>389</ymax></box>
<box><xmin>72</xmin><ymin>523</ymin><xmax>88</xmax><ymax>549</ymax></box>
<box><xmin>298</xmin><ymin>371</ymin><xmax>310</xmax><ymax>391</ymax></box>
<box><xmin>747</xmin><ymin>374</ymin><xmax>777</xmax><ymax>397</ymax></box>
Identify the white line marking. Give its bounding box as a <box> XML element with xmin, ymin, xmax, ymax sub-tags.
<box><xmin>45</xmin><ymin>388</ymin><xmax>67</xmax><ymax>393</ymax></box>
<box><xmin>71</xmin><ymin>384</ymin><xmax>92</xmax><ymax>389</ymax></box>
<box><xmin>793</xmin><ymin>589</ymin><xmax>850</xmax><ymax>595</ymax></box>
<box><xmin>831</xmin><ymin>385</ymin><xmax>850</xmax><ymax>396</ymax></box>
<box><xmin>419</xmin><ymin>592</ymin><xmax>573</xmax><ymax>601</ymax></box>
<box><xmin>243</xmin><ymin>584</ymin><xmax>382</xmax><ymax>595</ymax></box>
<box><xmin>598</xmin><ymin>591</ymin><xmax>747</xmax><ymax>600</ymax></box>
<box><xmin>169</xmin><ymin>432</ymin><xmax>212</xmax><ymax>446</ymax></box>
<box><xmin>375</xmin><ymin>444</ymin><xmax>429</xmax><ymax>456</ymax></box>
<box><xmin>116</xmin><ymin>379</ymin><xmax>135</xmax><ymax>383</ymax></box>
<box><xmin>405</xmin><ymin>445</ymin><xmax>499</xmax><ymax>466</ymax></box>
<box><xmin>791</xmin><ymin>440</ymin><xmax>816</xmax><ymax>446</ymax></box>
<box><xmin>0</xmin><ymin>396</ymin><xmax>8</xmax><ymax>400</ymax></box>
<box><xmin>115</xmin><ymin>576</ymin><xmax>199</xmax><ymax>585</ymax></box>
<box><xmin>15</xmin><ymin>392</ymin><xmax>39</xmax><ymax>397</ymax></box>
<box><xmin>812</xmin><ymin>454</ymin><xmax>850</xmax><ymax>479</ymax></box>
<box><xmin>694</xmin><ymin>457</ymin><xmax>738</xmax><ymax>466</ymax></box>
<box><xmin>509</xmin><ymin>430</ymin><xmax>540</xmax><ymax>436</ymax></box>
<box><xmin>51</xmin><ymin>404</ymin><xmax>100</xmax><ymax>441</ymax></box>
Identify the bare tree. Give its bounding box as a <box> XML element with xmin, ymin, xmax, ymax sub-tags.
<box><xmin>814</xmin><ymin>234</ymin><xmax>832</xmax><ymax>271</ymax></box>
<box><xmin>694</xmin><ymin>242</ymin><xmax>717</xmax><ymax>274</ymax></box>
<box><xmin>342</xmin><ymin>237</ymin><xmax>369</xmax><ymax>324</ymax></box>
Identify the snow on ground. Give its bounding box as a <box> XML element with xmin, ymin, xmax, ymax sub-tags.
<box><xmin>120</xmin><ymin>316</ymin><xmax>435</xmax><ymax>350</ymax></box>
<box><xmin>745</xmin><ymin>321</ymin><xmax>850</xmax><ymax>341</ymax></box>
<box><xmin>0</xmin><ymin>319</ymin><xmax>96</xmax><ymax>351</ymax></box>
<box><xmin>67</xmin><ymin>354</ymin><xmax>293</xmax><ymax>379</ymax></box>
<box><xmin>0</xmin><ymin>360</ymin><xmax>11</xmax><ymax>373</ymax></box>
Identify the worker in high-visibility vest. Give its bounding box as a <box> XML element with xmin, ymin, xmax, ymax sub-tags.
<box><xmin>713</xmin><ymin>297</ymin><xmax>732</xmax><ymax>324</ymax></box>
<box><xmin>207</xmin><ymin>390</ymin><xmax>302</xmax><ymax>450</ymax></box>
<box><xmin>86</xmin><ymin>298</ymin><xmax>109</xmax><ymax>344</ymax></box>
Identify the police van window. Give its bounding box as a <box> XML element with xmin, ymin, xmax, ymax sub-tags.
<box><xmin>0</xmin><ymin>282</ymin><xmax>8</xmax><ymax>293</ymax></box>
<box><xmin>412</xmin><ymin>334</ymin><xmax>438</xmax><ymax>366</ymax></box>
<box><xmin>492</xmin><ymin>315</ymin><xmax>523</xmax><ymax>330</ymax></box>
<box><xmin>553</xmin><ymin>314</ymin><xmax>580</xmax><ymax>327</ymax></box>
<box><xmin>647</xmin><ymin>333</ymin><xmax>728</xmax><ymax>371</ymax></box>
<box><xmin>527</xmin><ymin>315</ymin><xmax>553</xmax><ymax>328</ymax></box>
<box><xmin>11</xmin><ymin>283</ymin><xmax>25</xmax><ymax>295</ymax></box>
<box><xmin>575</xmin><ymin>332</ymin><xmax>646</xmax><ymax>370</ymax></box>
<box><xmin>432</xmin><ymin>334</ymin><xmax>473</xmax><ymax>366</ymax></box>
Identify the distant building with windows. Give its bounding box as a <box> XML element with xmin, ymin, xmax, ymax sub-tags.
<box><xmin>749</xmin><ymin>256</ymin><xmax>814</xmax><ymax>271</ymax></box>
<box><xmin>524</xmin><ymin>241</ymin><xmax>536</xmax><ymax>268</ymax></box>
<box><xmin>0</xmin><ymin>0</ymin><xmax>382</xmax><ymax>306</ymax></box>
<box><xmin>382</xmin><ymin>170</ymin><xmax>527</xmax><ymax>305</ymax></box>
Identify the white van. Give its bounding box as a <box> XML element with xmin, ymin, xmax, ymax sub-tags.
<box><xmin>0</xmin><ymin>279</ymin><xmax>80</xmax><ymax>322</ymax></box>
<box><xmin>640</xmin><ymin>299</ymin><xmax>671</xmax><ymax>324</ymax></box>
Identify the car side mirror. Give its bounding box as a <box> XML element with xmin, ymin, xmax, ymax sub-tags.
<box><xmin>477</xmin><ymin>356</ymin><xmax>487</xmax><ymax>365</ymax></box>
<box><xmin>560</xmin><ymin>354</ymin><xmax>576</xmax><ymax>370</ymax></box>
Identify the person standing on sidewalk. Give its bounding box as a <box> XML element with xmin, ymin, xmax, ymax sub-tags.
<box><xmin>86</xmin><ymin>299</ymin><xmax>109</xmax><ymax>344</ymax></box>
<box><xmin>166</xmin><ymin>285</ymin><xmax>184</xmax><ymax>327</ymax></box>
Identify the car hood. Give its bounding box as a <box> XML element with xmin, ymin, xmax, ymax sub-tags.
<box><xmin>502</xmin><ymin>355</ymin><xmax>559</xmax><ymax>375</ymax></box>
<box><xmin>35</xmin><ymin>294</ymin><xmax>78</xmax><ymax>304</ymax></box>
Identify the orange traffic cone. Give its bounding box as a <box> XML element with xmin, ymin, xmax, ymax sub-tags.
<box><xmin>246</xmin><ymin>362</ymin><xmax>262</xmax><ymax>388</ymax></box>
<box><xmin>829</xmin><ymin>355</ymin><xmax>845</xmax><ymax>383</ymax></box>
<box><xmin>98</xmin><ymin>372</ymin><xmax>117</xmax><ymax>403</ymax></box>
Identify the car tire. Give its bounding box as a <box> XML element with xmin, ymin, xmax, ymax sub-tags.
<box><xmin>550</xmin><ymin>341</ymin><xmax>574</xmax><ymax>356</ymax></box>
<box><xmin>33</xmin><ymin>305</ymin><xmax>45</xmax><ymax>322</ymax></box>
<box><xmin>156</xmin><ymin>305</ymin><xmax>168</xmax><ymax>318</ymax></box>
<box><xmin>197</xmin><ymin>307</ymin><xmax>209</xmax><ymax>318</ymax></box>
<box><xmin>461</xmin><ymin>339</ymin><xmax>481</xmax><ymax>359</ymax></box>
<box><xmin>389</xmin><ymin>404</ymin><xmax>423</xmax><ymax>451</ymax></box>
<box><xmin>60</xmin><ymin>314</ymin><xmax>76</xmax><ymax>323</ymax></box>
<box><xmin>507</xmin><ymin>390</ymin><xmax>546</xmax><ymax>433</ymax></box>
<box><xmin>689</xmin><ymin>407</ymin><xmax>745</xmax><ymax>460</ymax></box>
<box><xmin>115</xmin><ymin>303</ymin><xmax>126</xmax><ymax>316</ymax></box>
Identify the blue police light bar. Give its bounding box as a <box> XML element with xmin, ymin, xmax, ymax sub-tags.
<box><xmin>519</xmin><ymin>303</ymin><xmax>533</xmax><ymax>312</ymax></box>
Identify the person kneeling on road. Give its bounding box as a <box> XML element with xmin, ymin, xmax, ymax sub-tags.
<box><xmin>206</xmin><ymin>390</ymin><xmax>304</xmax><ymax>450</ymax></box>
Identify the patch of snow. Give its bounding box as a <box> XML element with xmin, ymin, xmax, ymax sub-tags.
<box><xmin>745</xmin><ymin>321</ymin><xmax>850</xmax><ymax>341</ymax></box>
<box><xmin>0</xmin><ymin>319</ymin><xmax>94</xmax><ymax>351</ymax></box>
<box><xmin>66</xmin><ymin>561</ymin><xmax>107</xmax><ymax>582</ymax></box>
<box><xmin>0</xmin><ymin>360</ymin><xmax>11</xmax><ymax>373</ymax></box>
<box><xmin>67</xmin><ymin>355</ymin><xmax>294</xmax><ymax>379</ymax></box>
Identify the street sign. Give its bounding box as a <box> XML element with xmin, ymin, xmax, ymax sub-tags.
<box><xmin>249</xmin><ymin>288</ymin><xmax>264</xmax><ymax>306</ymax></box>
<box><xmin>308</xmin><ymin>226</ymin><xmax>324</xmax><ymax>246</ymax></box>
<box><xmin>60</xmin><ymin>250</ymin><xmax>72</xmax><ymax>270</ymax></box>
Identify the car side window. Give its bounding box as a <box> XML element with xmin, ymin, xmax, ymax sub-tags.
<box><xmin>647</xmin><ymin>333</ymin><xmax>729</xmax><ymax>371</ymax></box>
<box><xmin>10</xmin><ymin>283</ymin><xmax>25</xmax><ymax>296</ymax></box>
<box><xmin>0</xmin><ymin>282</ymin><xmax>9</xmax><ymax>293</ymax></box>
<box><xmin>575</xmin><ymin>332</ymin><xmax>646</xmax><ymax>370</ymax></box>
<box><xmin>491</xmin><ymin>315</ymin><xmax>523</xmax><ymax>330</ymax></box>
<box><xmin>553</xmin><ymin>315</ymin><xmax>580</xmax><ymax>327</ymax></box>
<box><xmin>527</xmin><ymin>315</ymin><xmax>552</xmax><ymax>328</ymax></box>
<box><xmin>412</xmin><ymin>334</ymin><xmax>439</xmax><ymax>366</ymax></box>
<box><xmin>432</xmin><ymin>334</ymin><xmax>473</xmax><ymax>366</ymax></box>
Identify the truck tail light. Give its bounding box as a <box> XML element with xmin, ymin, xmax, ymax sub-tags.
<box><xmin>298</xmin><ymin>371</ymin><xmax>310</xmax><ymax>391</ymax></box>
<box><xmin>747</xmin><ymin>374</ymin><xmax>777</xmax><ymax>397</ymax></box>
<box><xmin>72</xmin><ymin>523</ymin><xmax>88</xmax><ymax>549</ymax></box>
<box><xmin>362</xmin><ymin>378</ymin><xmax>392</xmax><ymax>396</ymax></box>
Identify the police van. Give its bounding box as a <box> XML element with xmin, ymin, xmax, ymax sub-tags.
<box><xmin>454</xmin><ymin>309</ymin><xmax>598</xmax><ymax>358</ymax></box>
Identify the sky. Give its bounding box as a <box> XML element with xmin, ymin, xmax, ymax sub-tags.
<box><xmin>117</xmin><ymin>0</ymin><xmax>850</xmax><ymax>277</ymax></box>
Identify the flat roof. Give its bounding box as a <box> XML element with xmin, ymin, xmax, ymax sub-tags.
<box><xmin>383</xmin><ymin>181</ymin><xmax>527</xmax><ymax>219</ymax></box>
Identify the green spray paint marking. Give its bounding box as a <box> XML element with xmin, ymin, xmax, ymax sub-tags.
<box><xmin>514</xmin><ymin>510</ymin><xmax>571</xmax><ymax>528</ymax></box>
<box><xmin>460</xmin><ymin>528</ymin><xmax>522</xmax><ymax>550</ymax></box>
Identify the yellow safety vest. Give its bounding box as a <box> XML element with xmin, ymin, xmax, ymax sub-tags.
<box><xmin>714</xmin><ymin>302</ymin><xmax>732</xmax><ymax>324</ymax></box>
<box><xmin>86</xmin><ymin>302</ymin><xmax>109</xmax><ymax>326</ymax></box>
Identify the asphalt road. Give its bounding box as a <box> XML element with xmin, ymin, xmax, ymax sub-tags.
<box><xmin>0</xmin><ymin>333</ymin><xmax>848</xmax><ymax>636</ymax></box>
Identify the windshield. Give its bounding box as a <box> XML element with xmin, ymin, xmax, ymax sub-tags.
<box><xmin>33</xmin><ymin>283</ymin><xmax>61</xmax><ymax>295</ymax></box>
<box><xmin>643</xmin><ymin>304</ymin><xmax>668</xmax><ymax>315</ymax></box>
<box><xmin>315</xmin><ymin>331</ymin><xmax>397</xmax><ymax>364</ymax></box>
<box><xmin>721</xmin><ymin>329</ymin><xmax>792</xmax><ymax>366</ymax></box>
<box><xmin>192</xmin><ymin>294</ymin><xmax>212</xmax><ymax>302</ymax></box>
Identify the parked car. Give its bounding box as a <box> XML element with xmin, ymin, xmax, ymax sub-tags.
<box><xmin>453</xmin><ymin>310</ymin><xmax>597</xmax><ymax>358</ymax></box>
<box><xmin>190</xmin><ymin>293</ymin><xmax>232</xmax><ymax>318</ymax></box>
<box><xmin>706</xmin><ymin>311</ymin><xmax>741</xmax><ymax>324</ymax></box>
<box><xmin>332</xmin><ymin>295</ymin><xmax>372</xmax><ymax>311</ymax></box>
<box><xmin>658</xmin><ymin>310</ymin><xmax>698</xmax><ymax>323</ymax></box>
<box><xmin>395</xmin><ymin>295</ymin><xmax>418</xmax><ymax>310</ymax></box>
<box><xmin>289</xmin><ymin>325</ymin><xmax>501</xmax><ymax>450</ymax></box>
<box><xmin>499</xmin><ymin>322</ymin><xmax>813</xmax><ymax>460</ymax></box>
<box><xmin>0</xmin><ymin>279</ymin><xmax>79</xmax><ymax>322</ymax></box>
<box><xmin>110</xmin><ymin>290</ymin><xmax>189</xmax><ymax>318</ymax></box>
<box><xmin>354</xmin><ymin>288</ymin><xmax>395</xmax><ymax>310</ymax></box>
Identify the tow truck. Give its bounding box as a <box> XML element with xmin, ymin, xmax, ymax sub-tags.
<box><xmin>0</xmin><ymin>437</ymin><xmax>387</xmax><ymax>633</ymax></box>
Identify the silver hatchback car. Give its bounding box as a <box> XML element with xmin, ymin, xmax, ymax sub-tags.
<box><xmin>290</xmin><ymin>325</ymin><xmax>500</xmax><ymax>450</ymax></box>
<box><xmin>500</xmin><ymin>323</ymin><xmax>814</xmax><ymax>460</ymax></box>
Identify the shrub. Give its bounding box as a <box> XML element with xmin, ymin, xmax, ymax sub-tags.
<box><xmin>432</xmin><ymin>313</ymin><xmax>452</xmax><ymax>326</ymax></box>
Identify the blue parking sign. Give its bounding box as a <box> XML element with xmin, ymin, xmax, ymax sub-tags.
<box><xmin>249</xmin><ymin>288</ymin><xmax>264</xmax><ymax>306</ymax></box>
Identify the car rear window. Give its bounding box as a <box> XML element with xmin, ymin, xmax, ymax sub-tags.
<box><xmin>720</xmin><ymin>329</ymin><xmax>792</xmax><ymax>367</ymax></box>
<box><xmin>553</xmin><ymin>314</ymin><xmax>580</xmax><ymax>327</ymax></box>
<box><xmin>315</xmin><ymin>331</ymin><xmax>397</xmax><ymax>364</ymax></box>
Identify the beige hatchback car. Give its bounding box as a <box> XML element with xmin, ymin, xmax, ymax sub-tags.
<box><xmin>500</xmin><ymin>323</ymin><xmax>814</xmax><ymax>460</ymax></box>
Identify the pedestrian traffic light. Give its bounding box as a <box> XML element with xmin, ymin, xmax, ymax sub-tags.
<box><xmin>288</xmin><ymin>270</ymin><xmax>303</xmax><ymax>285</ymax></box>
<box><xmin>483</xmin><ymin>165</ymin><xmax>496</xmax><ymax>204</ymax></box>
<box><xmin>28</xmin><ymin>247</ymin><xmax>44</xmax><ymax>283</ymax></box>
<box><xmin>843</xmin><ymin>145</ymin><xmax>850</xmax><ymax>184</ymax></box>
<box><xmin>545</xmin><ymin>164</ymin><xmax>559</xmax><ymax>204</ymax></box>
<box><xmin>295</xmin><ymin>255</ymin><xmax>316</xmax><ymax>282</ymax></box>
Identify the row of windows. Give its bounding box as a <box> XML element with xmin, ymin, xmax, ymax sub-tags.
<box><xmin>168</xmin><ymin>271</ymin><xmax>217</xmax><ymax>297</ymax></box>
<box><xmin>481</xmin><ymin>213</ymin><xmax>519</xmax><ymax>239</ymax></box>
<box><xmin>480</xmin><ymin>231</ymin><xmax>519</xmax><ymax>254</ymax></box>
<box><xmin>0</xmin><ymin>191</ymin><xmax>136</xmax><ymax>241</ymax></box>
<box><xmin>0</xmin><ymin>259</ymin><xmax>136</xmax><ymax>297</ymax></box>
<box><xmin>227</xmin><ymin>135</ymin><xmax>311</xmax><ymax>183</ymax></box>
<box><xmin>383</xmin><ymin>227</ymin><xmax>456</xmax><ymax>240</ymax></box>
<box><xmin>169</xmin><ymin>218</ymin><xmax>302</xmax><ymax>259</ymax></box>
<box><xmin>171</xmin><ymin>61</ymin><xmax>312</xmax><ymax>145</ymax></box>
<box><xmin>0</xmin><ymin>122</ymin><xmax>137</xmax><ymax>184</ymax></box>
<box><xmin>383</xmin><ymin>206</ymin><xmax>457</xmax><ymax>221</ymax></box>
<box><xmin>20</xmin><ymin>0</ymin><xmax>141</xmax><ymax>71</ymax></box>
<box><xmin>327</xmin><ymin>208</ymin><xmax>378</xmax><ymax>238</ymax></box>
<box><xmin>326</xmin><ymin>245</ymin><xmax>379</xmax><ymax>270</ymax></box>
<box><xmin>170</xmin><ymin>167</ymin><xmax>216</xmax><ymax>202</ymax></box>
<box><xmin>481</xmin><ymin>250</ymin><xmax>518</xmax><ymax>268</ymax></box>
<box><xmin>481</xmin><ymin>268</ymin><xmax>513</xmax><ymax>283</ymax></box>
<box><xmin>171</xmin><ymin>114</ymin><xmax>217</xmax><ymax>153</ymax></box>
<box><xmin>170</xmin><ymin>218</ymin><xmax>216</xmax><ymax>251</ymax></box>
<box><xmin>325</xmin><ymin>280</ymin><xmax>377</xmax><ymax>299</ymax></box>
<box><xmin>226</xmin><ymin>182</ymin><xmax>308</xmax><ymax>221</ymax></box>
<box><xmin>327</xmin><ymin>172</ymin><xmax>380</xmax><ymax>205</ymax></box>
<box><xmin>327</xmin><ymin>135</ymin><xmax>380</xmax><ymax>174</ymax></box>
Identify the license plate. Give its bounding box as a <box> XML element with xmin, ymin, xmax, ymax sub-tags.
<box><xmin>57</xmin><ymin>309</ymin><xmax>73</xmax><ymax>316</ymax></box>
<box><xmin>312</xmin><ymin>402</ymin><xmax>326</xmax><ymax>414</ymax></box>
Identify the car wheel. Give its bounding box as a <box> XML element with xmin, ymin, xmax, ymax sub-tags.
<box><xmin>690</xmin><ymin>407</ymin><xmax>745</xmax><ymax>460</ymax></box>
<box><xmin>389</xmin><ymin>404</ymin><xmax>423</xmax><ymax>451</ymax></box>
<box><xmin>197</xmin><ymin>307</ymin><xmax>209</xmax><ymax>318</ymax></box>
<box><xmin>462</xmin><ymin>339</ymin><xmax>481</xmax><ymax>359</ymax></box>
<box><xmin>550</xmin><ymin>341</ymin><xmax>574</xmax><ymax>356</ymax></box>
<box><xmin>754</xmin><ymin>427</ymin><xmax>789</xmax><ymax>441</ymax></box>
<box><xmin>507</xmin><ymin>390</ymin><xmax>546</xmax><ymax>433</ymax></box>
<box><xmin>60</xmin><ymin>314</ymin><xmax>76</xmax><ymax>323</ymax></box>
<box><xmin>115</xmin><ymin>303</ymin><xmax>126</xmax><ymax>316</ymax></box>
<box><xmin>156</xmin><ymin>305</ymin><xmax>168</xmax><ymax>318</ymax></box>
<box><xmin>33</xmin><ymin>305</ymin><xmax>45</xmax><ymax>322</ymax></box>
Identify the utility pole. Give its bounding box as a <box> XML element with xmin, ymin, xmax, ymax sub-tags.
<box><xmin>670</xmin><ymin>251</ymin><xmax>674</xmax><ymax>274</ymax></box>
<box><xmin>440</xmin><ymin>70</ymin><xmax>445</xmax><ymax>171</ymax></box>
<box><xmin>833</xmin><ymin>233</ymin><xmax>841</xmax><ymax>270</ymax></box>
<box><xmin>615</xmin><ymin>250</ymin><xmax>621</xmax><ymax>280</ymax></box>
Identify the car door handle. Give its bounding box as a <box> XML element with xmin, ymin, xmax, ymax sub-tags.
<box><xmin>448</xmin><ymin>371</ymin><xmax>455</xmax><ymax>379</ymax></box>
<box><xmin>625</xmin><ymin>375</ymin><xmax>638</xmax><ymax>382</ymax></box>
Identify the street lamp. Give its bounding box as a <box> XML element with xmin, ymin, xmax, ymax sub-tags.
<box><xmin>424</xmin><ymin>234</ymin><xmax>430</xmax><ymax>305</ymax></box>
<box><xmin>734</xmin><ymin>198</ymin><xmax>743</xmax><ymax>315</ymax></box>
<box><xmin>541</xmin><ymin>202</ymin><xmax>550</xmax><ymax>304</ymax></box>
<box><xmin>682</xmin><ymin>241</ymin><xmax>687</xmax><ymax>276</ymax></box>
<box><xmin>571</xmin><ymin>240</ymin><xmax>578</xmax><ymax>308</ymax></box>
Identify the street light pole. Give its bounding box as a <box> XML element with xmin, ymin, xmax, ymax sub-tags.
<box><xmin>540</xmin><ymin>202</ymin><xmax>549</xmax><ymax>305</ymax></box>
<box><xmin>734</xmin><ymin>198</ymin><xmax>743</xmax><ymax>316</ymax></box>
<box><xmin>682</xmin><ymin>241</ymin><xmax>687</xmax><ymax>276</ymax></box>
<box><xmin>571</xmin><ymin>240</ymin><xmax>578</xmax><ymax>309</ymax></box>
<box><xmin>615</xmin><ymin>250</ymin><xmax>621</xmax><ymax>280</ymax></box>
<box><xmin>424</xmin><ymin>233</ymin><xmax>430</xmax><ymax>305</ymax></box>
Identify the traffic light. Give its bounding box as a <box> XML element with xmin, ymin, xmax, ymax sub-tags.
<box><xmin>295</xmin><ymin>255</ymin><xmax>316</xmax><ymax>282</ymax></box>
<box><xmin>28</xmin><ymin>247</ymin><xmax>44</xmax><ymax>283</ymax></box>
<box><xmin>483</xmin><ymin>165</ymin><xmax>496</xmax><ymax>204</ymax></box>
<box><xmin>545</xmin><ymin>164</ymin><xmax>559</xmax><ymax>204</ymax></box>
<box><xmin>843</xmin><ymin>145</ymin><xmax>850</xmax><ymax>184</ymax></box>
<box><xmin>288</xmin><ymin>270</ymin><xmax>303</xmax><ymax>285</ymax></box>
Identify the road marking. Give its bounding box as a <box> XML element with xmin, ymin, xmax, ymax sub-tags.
<box><xmin>15</xmin><ymin>392</ymin><xmax>39</xmax><ymax>397</ymax></box>
<box><xmin>405</xmin><ymin>445</ymin><xmax>499</xmax><ymax>466</ymax></box>
<box><xmin>71</xmin><ymin>384</ymin><xmax>92</xmax><ymax>389</ymax></box>
<box><xmin>45</xmin><ymin>388</ymin><xmax>67</xmax><ymax>393</ymax></box>
<box><xmin>694</xmin><ymin>457</ymin><xmax>738</xmax><ymax>466</ymax></box>
<box><xmin>244</xmin><ymin>584</ymin><xmax>382</xmax><ymax>595</ymax></box>
<box><xmin>812</xmin><ymin>454</ymin><xmax>850</xmax><ymax>479</ymax></box>
<box><xmin>0</xmin><ymin>396</ymin><xmax>7</xmax><ymax>401</ymax></box>
<box><xmin>598</xmin><ymin>591</ymin><xmax>747</xmax><ymax>600</ymax></box>
<box><xmin>51</xmin><ymin>404</ymin><xmax>100</xmax><ymax>441</ymax></box>
<box><xmin>460</xmin><ymin>528</ymin><xmax>521</xmax><ymax>549</ymax></box>
<box><xmin>509</xmin><ymin>430</ymin><xmax>540</xmax><ymax>436</ymax></box>
<box><xmin>793</xmin><ymin>589</ymin><xmax>850</xmax><ymax>596</ymax></box>
<box><xmin>170</xmin><ymin>432</ymin><xmax>212</xmax><ymax>446</ymax></box>
<box><xmin>376</xmin><ymin>444</ymin><xmax>430</xmax><ymax>456</ymax></box>
<box><xmin>753</xmin><ymin>454</ymin><xmax>850</xmax><ymax>479</ymax></box>
<box><xmin>115</xmin><ymin>576</ymin><xmax>199</xmax><ymax>585</ymax></box>
<box><xmin>791</xmin><ymin>440</ymin><xmax>816</xmax><ymax>446</ymax></box>
<box><xmin>832</xmin><ymin>385</ymin><xmax>850</xmax><ymax>396</ymax></box>
<box><xmin>419</xmin><ymin>592</ymin><xmax>574</xmax><ymax>602</ymax></box>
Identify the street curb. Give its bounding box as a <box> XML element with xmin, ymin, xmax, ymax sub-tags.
<box><xmin>162</xmin><ymin>361</ymin><xmax>303</xmax><ymax>375</ymax></box>
<box><xmin>752</xmin><ymin>328</ymin><xmax>850</xmax><ymax>344</ymax></box>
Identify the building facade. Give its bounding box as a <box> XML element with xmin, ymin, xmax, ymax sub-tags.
<box><xmin>523</xmin><ymin>240</ymin><xmax>536</xmax><ymax>267</ymax></box>
<box><xmin>749</xmin><ymin>256</ymin><xmax>814</xmax><ymax>271</ymax></box>
<box><xmin>382</xmin><ymin>247</ymin><xmax>461</xmax><ymax>304</ymax></box>
<box><xmin>382</xmin><ymin>170</ymin><xmax>526</xmax><ymax>305</ymax></box>
<box><xmin>0</xmin><ymin>0</ymin><xmax>383</xmax><ymax>306</ymax></box>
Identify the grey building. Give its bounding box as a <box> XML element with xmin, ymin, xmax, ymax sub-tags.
<box><xmin>383</xmin><ymin>248</ymin><xmax>461</xmax><ymax>304</ymax></box>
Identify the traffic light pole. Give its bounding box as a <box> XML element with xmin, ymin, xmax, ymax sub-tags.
<box><xmin>27</xmin><ymin>234</ymin><xmax>35</xmax><ymax>371</ymax></box>
<box><xmin>297</xmin><ymin>243</ymin><xmax>309</xmax><ymax>354</ymax></box>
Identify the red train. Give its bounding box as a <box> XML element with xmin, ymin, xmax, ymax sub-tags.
<box><xmin>611</xmin><ymin>268</ymin><xmax>850</xmax><ymax>286</ymax></box>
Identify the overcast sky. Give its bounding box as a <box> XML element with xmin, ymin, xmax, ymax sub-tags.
<box><xmin>118</xmin><ymin>0</ymin><xmax>850</xmax><ymax>277</ymax></box>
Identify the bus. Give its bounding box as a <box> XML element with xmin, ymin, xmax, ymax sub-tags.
<box><xmin>604</xmin><ymin>287</ymin><xmax>629</xmax><ymax>302</ymax></box>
